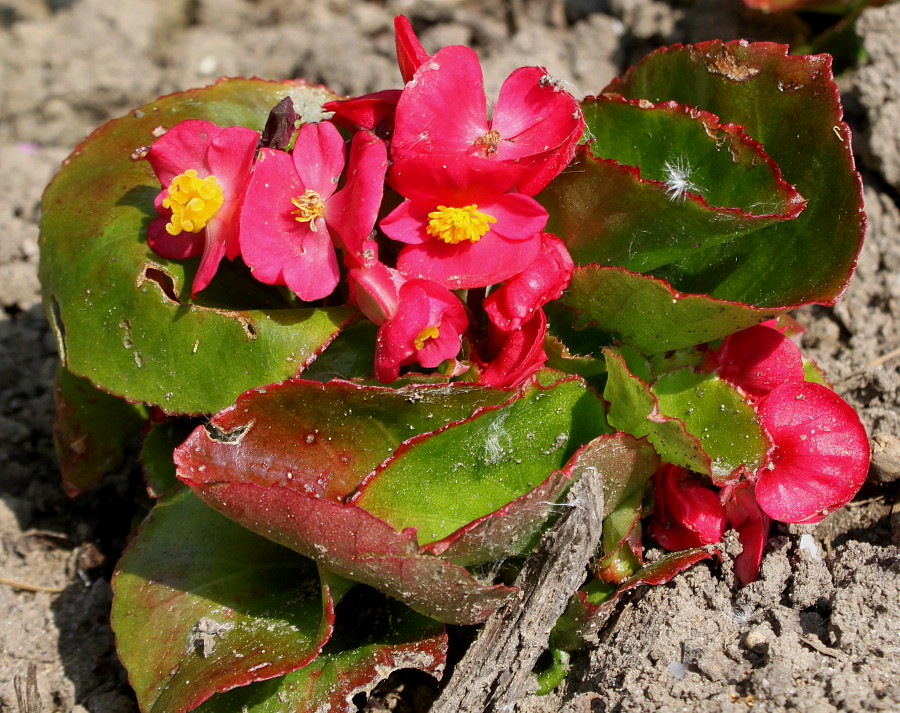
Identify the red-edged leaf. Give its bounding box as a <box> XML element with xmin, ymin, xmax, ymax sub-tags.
<box><xmin>193</xmin><ymin>593</ymin><xmax>446</xmax><ymax>713</ymax></box>
<box><xmin>604</xmin><ymin>41</ymin><xmax>864</xmax><ymax>308</ymax></box>
<box><xmin>560</xmin><ymin>265</ymin><xmax>782</xmax><ymax>354</ymax></box>
<box><xmin>111</xmin><ymin>488</ymin><xmax>347</xmax><ymax>713</ymax></box>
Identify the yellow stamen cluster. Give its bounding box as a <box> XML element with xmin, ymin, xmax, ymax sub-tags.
<box><xmin>162</xmin><ymin>169</ymin><xmax>224</xmax><ymax>235</ymax></box>
<box><xmin>414</xmin><ymin>324</ymin><xmax>441</xmax><ymax>350</ymax></box>
<box><xmin>291</xmin><ymin>189</ymin><xmax>325</xmax><ymax>231</ymax></box>
<box><xmin>426</xmin><ymin>204</ymin><xmax>497</xmax><ymax>244</ymax></box>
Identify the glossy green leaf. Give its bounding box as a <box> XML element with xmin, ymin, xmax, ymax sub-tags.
<box><xmin>193</xmin><ymin>591</ymin><xmax>446</xmax><ymax>713</ymax></box>
<box><xmin>175</xmin><ymin>378</ymin><xmax>528</xmax><ymax>624</ymax></box>
<box><xmin>111</xmin><ymin>488</ymin><xmax>349</xmax><ymax>713</ymax></box>
<box><xmin>40</xmin><ymin>79</ymin><xmax>352</xmax><ymax>414</ymax></box>
<box><xmin>606</xmin><ymin>41</ymin><xmax>864</xmax><ymax>307</ymax></box>
<box><xmin>603</xmin><ymin>350</ymin><xmax>709</xmax><ymax>473</ymax></box>
<box><xmin>53</xmin><ymin>365</ymin><xmax>148</xmax><ymax>496</ymax></box>
<box><xmin>544</xmin><ymin>99</ymin><xmax>804</xmax><ymax>272</ymax></box>
<box><xmin>354</xmin><ymin>376</ymin><xmax>609</xmax><ymax>545</ymax></box>
<box><xmin>560</xmin><ymin>266</ymin><xmax>781</xmax><ymax>353</ymax></box>
<box><xmin>651</xmin><ymin>367</ymin><xmax>768</xmax><ymax>482</ymax></box>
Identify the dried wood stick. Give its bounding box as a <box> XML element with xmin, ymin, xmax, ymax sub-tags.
<box><xmin>430</xmin><ymin>470</ymin><xmax>604</xmax><ymax>713</ymax></box>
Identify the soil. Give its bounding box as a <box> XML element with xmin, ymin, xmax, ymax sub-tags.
<box><xmin>0</xmin><ymin>1</ymin><xmax>897</xmax><ymax>712</ymax></box>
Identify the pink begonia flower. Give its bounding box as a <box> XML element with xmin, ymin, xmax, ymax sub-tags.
<box><xmin>478</xmin><ymin>310</ymin><xmax>548</xmax><ymax>388</ymax></box>
<box><xmin>381</xmin><ymin>154</ymin><xmax>547</xmax><ymax>290</ymax></box>
<box><xmin>390</xmin><ymin>44</ymin><xmax>585</xmax><ymax>196</ymax></box>
<box><xmin>754</xmin><ymin>381</ymin><xmax>869</xmax><ymax>524</ymax></box>
<box><xmin>484</xmin><ymin>233</ymin><xmax>574</xmax><ymax>331</ymax></box>
<box><xmin>713</xmin><ymin>323</ymin><xmax>805</xmax><ymax>399</ymax></box>
<box><xmin>240</xmin><ymin>123</ymin><xmax>386</xmax><ymax>301</ymax></box>
<box><xmin>372</xmin><ymin>278</ymin><xmax>469</xmax><ymax>383</ymax></box>
<box><xmin>146</xmin><ymin>119</ymin><xmax>258</xmax><ymax>296</ymax></box>
<box><xmin>647</xmin><ymin>464</ymin><xmax>727</xmax><ymax>552</ymax></box>
<box><xmin>722</xmin><ymin>481</ymin><xmax>771</xmax><ymax>586</ymax></box>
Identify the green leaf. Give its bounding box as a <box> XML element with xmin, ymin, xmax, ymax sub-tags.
<box><xmin>605</xmin><ymin>41</ymin><xmax>864</xmax><ymax>307</ymax></box>
<box><xmin>192</xmin><ymin>591</ymin><xmax>446</xmax><ymax>713</ymax></box>
<box><xmin>354</xmin><ymin>376</ymin><xmax>609</xmax><ymax>545</ymax></box>
<box><xmin>175</xmin><ymin>378</ymin><xmax>525</xmax><ymax>624</ymax></box>
<box><xmin>40</xmin><ymin>79</ymin><xmax>352</xmax><ymax>414</ymax></box>
<box><xmin>603</xmin><ymin>350</ymin><xmax>709</xmax><ymax>473</ymax></box>
<box><xmin>111</xmin><ymin>488</ymin><xmax>346</xmax><ymax>713</ymax></box>
<box><xmin>52</xmin><ymin>365</ymin><xmax>148</xmax><ymax>496</ymax></box>
<box><xmin>141</xmin><ymin>419</ymin><xmax>199</xmax><ymax>498</ymax></box>
<box><xmin>651</xmin><ymin>367</ymin><xmax>768</xmax><ymax>482</ymax></box>
<box><xmin>559</xmin><ymin>265</ymin><xmax>781</xmax><ymax>353</ymax></box>
<box><xmin>544</xmin><ymin>98</ymin><xmax>804</xmax><ymax>272</ymax></box>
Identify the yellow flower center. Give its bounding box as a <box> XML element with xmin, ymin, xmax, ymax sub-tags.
<box><xmin>291</xmin><ymin>189</ymin><xmax>325</xmax><ymax>230</ymax></box>
<box><xmin>162</xmin><ymin>169</ymin><xmax>224</xmax><ymax>235</ymax></box>
<box><xmin>414</xmin><ymin>324</ymin><xmax>441</xmax><ymax>350</ymax></box>
<box><xmin>426</xmin><ymin>204</ymin><xmax>497</xmax><ymax>244</ymax></box>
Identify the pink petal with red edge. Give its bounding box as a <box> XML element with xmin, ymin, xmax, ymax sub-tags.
<box><xmin>723</xmin><ymin>482</ymin><xmax>771</xmax><ymax>586</ymax></box>
<box><xmin>715</xmin><ymin>323</ymin><xmax>805</xmax><ymax>399</ymax></box>
<box><xmin>145</xmin><ymin>119</ymin><xmax>224</xmax><ymax>184</ymax></box>
<box><xmin>326</xmin><ymin>130</ymin><xmax>387</xmax><ymax>267</ymax></box>
<box><xmin>240</xmin><ymin>148</ymin><xmax>339</xmax><ymax>301</ymax></box>
<box><xmin>380</xmin><ymin>200</ymin><xmax>431</xmax><ymax>246</ymax></box>
<box><xmin>292</xmin><ymin>122</ymin><xmax>345</xmax><ymax>199</ymax></box>
<box><xmin>755</xmin><ymin>381</ymin><xmax>869</xmax><ymax>524</ymax></box>
<box><xmin>394</xmin><ymin>15</ymin><xmax>430</xmax><ymax>84</ymax></box>
<box><xmin>389</xmin><ymin>153</ymin><xmax>525</xmax><ymax>206</ymax></box>
<box><xmin>485</xmin><ymin>232</ymin><xmax>574</xmax><ymax>331</ymax></box>
<box><xmin>392</xmin><ymin>45</ymin><xmax>489</xmax><ymax>158</ymax></box>
<box><xmin>479</xmin><ymin>310</ymin><xmax>548</xmax><ymax>388</ymax></box>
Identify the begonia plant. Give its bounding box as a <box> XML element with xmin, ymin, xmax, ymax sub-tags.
<box><xmin>40</xmin><ymin>15</ymin><xmax>871</xmax><ymax>712</ymax></box>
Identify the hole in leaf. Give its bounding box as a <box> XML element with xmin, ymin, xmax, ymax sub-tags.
<box><xmin>139</xmin><ymin>265</ymin><xmax>181</xmax><ymax>304</ymax></box>
<box><xmin>203</xmin><ymin>420</ymin><xmax>253</xmax><ymax>444</ymax></box>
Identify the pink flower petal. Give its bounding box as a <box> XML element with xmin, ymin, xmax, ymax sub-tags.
<box><xmin>396</xmin><ymin>226</ymin><xmax>542</xmax><ymax>290</ymax></box>
<box><xmin>715</xmin><ymin>323</ymin><xmax>805</xmax><ymax>399</ymax></box>
<box><xmin>292</xmin><ymin>122</ymin><xmax>346</xmax><ymax>200</ymax></box>
<box><xmin>648</xmin><ymin>464</ymin><xmax>726</xmax><ymax>551</ymax></box>
<box><xmin>389</xmin><ymin>153</ymin><xmax>525</xmax><ymax>206</ymax></box>
<box><xmin>479</xmin><ymin>310</ymin><xmax>548</xmax><ymax>388</ymax></box>
<box><xmin>146</xmin><ymin>119</ymin><xmax>225</xmax><ymax>184</ymax></box>
<box><xmin>374</xmin><ymin>280</ymin><xmax>467</xmax><ymax>383</ymax></box>
<box><xmin>755</xmin><ymin>381</ymin><xmax>869</xmax><ymax>523</ymax></box>
<box><xmin>394</xmin><ymin>15</ymin><xmax>431</xmax><ymax>84</ymax></box>
<box><xmin>325</xmin><ymin>130</ymin><xmax>387</xmax><ymax>267</ymax></box>
<box><xmin>485</xmin><ymin>233</ymin><xmax>574</xmax><ymax>331</ymax></box>
<box><xmin>323</xmin><ymin>90</ymin><xmax>402</xmax><ymax>135</ymax></box>
<box><xmin>239</xmin><ymin>148</ymin><xmax>339</xmax><ymax>301</ymax></box>
<box><xmin>490</xmin><ymin>67</ymin><xmax>584</xmax><ymax>195</ymax></box>
<box><xmin>392</xmin><ymin>46</ymin><xmax>489</xmax><ymax>158</ymax></box>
